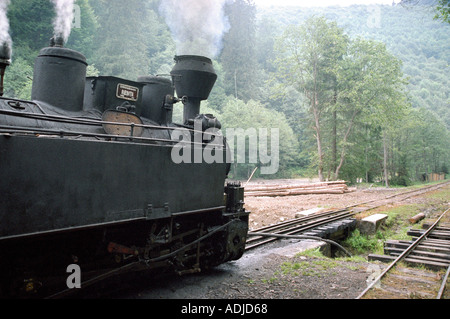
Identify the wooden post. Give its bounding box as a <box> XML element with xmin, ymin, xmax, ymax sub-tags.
<box><xmin>409</xmin><ymin>213</ymin><xmax>426</xmax><ymax>224</ymax></box>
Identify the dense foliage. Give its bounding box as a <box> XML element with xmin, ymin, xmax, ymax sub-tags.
<box><xmin>3</xmin><ymin>0</ymin><xmax>449</xmax><ymax>184</ymax></box>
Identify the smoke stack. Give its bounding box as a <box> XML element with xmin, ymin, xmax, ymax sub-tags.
<box><xmin>31</xmin><ymin>44</ymin><xmax>87</xmax><ymax>111</ymax></box>
<box><xmin>170</xmin><ymin>55</ymin><xmax>217</xmax><ymax>125</ymax></box>
<box><xmin>0</xmin><ymin>42</ymin><xmax>11</xmax><ymax>97</ymax></box>
<box><xmin>50</xmin><ymin>35</ymin><xmax>65</xmax><ymax>48</ymax></box>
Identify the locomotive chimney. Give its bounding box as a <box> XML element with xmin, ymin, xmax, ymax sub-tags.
<box><xmin>0</xmin><ymin>42</ymin><xmax>11</xmax><ymax>97</ymax></box>
<box><xmin>170</xmin><ymin>55</ymin><xmax>217</xmax><ymax>125</ymax></box>
<box><xmin>50</xmin><ymin>35</ymin><xmax>65</xmax><ymax>48</ymax></box>
<box><xmin>31</xmin><ymin>39</ymin><xmax>87</xmax><ymax>111</ymax></box>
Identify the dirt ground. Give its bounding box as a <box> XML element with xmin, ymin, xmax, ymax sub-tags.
<box><xmin>202</xmin><ymin>245</ymin><xmax>370</xmax><ymax>300</ymax></box>
<box><xmin>244</xmin><ymin>178</ymin><xmax>401</xmax><ymax>229</ymax></box>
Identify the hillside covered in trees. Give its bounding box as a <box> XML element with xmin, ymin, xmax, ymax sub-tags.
<box><xmin>3</xmin><ymin>0</ymin><xmax>449</xmax><ymax>185</ymax></box>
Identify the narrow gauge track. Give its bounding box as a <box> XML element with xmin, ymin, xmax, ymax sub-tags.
<box><xmin>245</xmin><ymin>181</ymin><xmax>450</xmax><ymax>251</ymax></box>
<box><xmin>245</xmin><ymin>209</ymin><xmax>352</xmax><ymax>250</ymax></box>
<box><xmin>358</xmin><ymin>207</ymin><xmax>450</xmax><ymax>299</ymax></box>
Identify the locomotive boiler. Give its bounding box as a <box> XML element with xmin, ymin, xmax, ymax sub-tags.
<box><xmin>0</xmin><ymin>39</ymin><xmax>249</xmax><ymax>297</ymax></box>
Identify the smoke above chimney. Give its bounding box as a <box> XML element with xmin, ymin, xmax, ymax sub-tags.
<box><xmin>159</xmin><ymin>0</ymin><xmax>230</xmax><ymax>59</ymax></box>
<box><xmin>0</xmin><ymin>0</ymin><xmax>12</xmax><ymax>60</ymax></box>
<box><xmin>0</xmin><ymin>0</ymin><xmax>11</xmax><ymax>97</ymax></box>
<box><xmin>51</xmin><ymin>0</ymin><xmax>75</xmax><ymax>44</ymax></box>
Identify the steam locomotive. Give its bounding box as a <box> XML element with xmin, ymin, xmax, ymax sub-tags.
<box><xmin>0</xmin><ymin>39</ymin><xmax>249</xmax><ymax>297</ymax></box>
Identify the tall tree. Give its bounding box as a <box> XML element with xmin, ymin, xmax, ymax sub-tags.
<box><xmin>66</xmin><ymin>0</ymin><xmax>98</xmax><ymax>62</ymax></box>
<box><xmin>8</xmin><ymin>0</ymin><xmax>54</xmax><ymax>54</ymax></box>
<box><xmin>335</xmin><ymin>38</ymin><xmax>409</xmax><ymax>182</ymax></box>
<box><xmin>274</xmin><ymin>17</ymin><xmax>348</xmax><ymax>181</ymax></box>
<box><xmin>90</xmin><ymin>0</ymin><xmax>151</xmax><ymax>80</ymax></box>
<box><xmin>220</xmin><ymin>97</ymin><xmax>299</xmax><ymax>179</ymax></box>
<box><xmin>220</xmin><ymin>0</ymin><xmax>259</xmax><ymax>101</ymax></box>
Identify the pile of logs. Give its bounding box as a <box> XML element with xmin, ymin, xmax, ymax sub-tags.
<box><xmin>244</xmin><ymin>180</ymin><xmax>352</xmax><ymax>197</ymax></box>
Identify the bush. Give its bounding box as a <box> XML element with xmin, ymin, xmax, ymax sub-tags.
<box><xmin>343</xmin><ymin>229</ymin><xmax>383</xmax><ymax>254</ymax></box>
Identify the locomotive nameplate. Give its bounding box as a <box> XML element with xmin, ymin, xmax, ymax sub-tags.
<box><xmin>116</xmin><ymin>83</ymin><xmax>139</xmax><ymax>101</ymax></box>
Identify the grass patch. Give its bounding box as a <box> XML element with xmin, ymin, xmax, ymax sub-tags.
<box><xmin>344</xmin><ymin>204</ymin><xmax>427</xmax><ymax>255</ymax></box>
<box><xmin>343</xmin><ymin>229</ymin><xmax>384</xmax><ymax>254</ymax></box>
<box><xmin>382</xmin><ymin>204</ymin><xmax>425</xmax><ymax>238</ymax></box>
<box><xmin>280</xmin><ymin>247</ymin><xmax>366</xmax><ymax>277</ymax></box>
<box><xmin>279</xmin><ymin>259</ymin><xmax>336</xmax><ymax>278</ymax></box>
<box><xmin>424</xmin><ymin>186</ymin><xmax>450</xmax><ymax>201</ymax></box>
<box><xmin>296</xmin><ymin>247</ymin><xmax>326</xmax><ymax>258</ymax></box>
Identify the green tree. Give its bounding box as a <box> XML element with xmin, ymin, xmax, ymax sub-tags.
<box><xmin>220</xmin><ymin>97</ymin><xmax>299</xmax><ymax>179</ymax></box>
<box><xmin>8</xmin><ymin>0</ymin><xmax>54</xmax><ymax>54</ymax></box>
<box><xmin>435</xmin><ymin>0</ymin><xmax>450</xmax><ymax>23</ymax></box>
<box><xmin>90</xmin><ymin>0</ymin><xmax>151</xmax><ymax>80</ymax></box>
<box><xmin>4</xmin><ymin>57</ymin><xmax>33</xmax><ymax>99</ymax></box>
<box><xmin>274</xmin><ymin>16</ymin><xmax>348</xmax><ymax>181</ymax></box>
<box><xmin>220</xmin><ymin>0</ymin><xmax>260</xmax><ymax>101</ymax></box>
<box><xmin>336</xmin><ymin>38</ymin><xmax>409</xmax><ymax>185</ymax></box>
<box><xmin>400</xmin><ymin>0</ymin><xmax>450</xmax><ymax>23</ymax></box>
<box><xmin>66</xmin><ymin>0</ymin><xmax>99</xmax><ymax>62</ymax></box>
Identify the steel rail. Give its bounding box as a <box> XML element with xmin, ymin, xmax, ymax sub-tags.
<box><xmin>245</xmin><ymin>181</ymin><xmax>450</xmax><ymax>251</ymax></box>
<box><xmin>342</xmin><ymin>181</ymin><xmax>450</xmax><ymax>211</ymax></box>
<box><xmin>249</xmin><ymin>232</ymin><xmax>352</xmax><ymax>257</ymax></box>
<box><xmin>246</xmin><ymin>209</ymin><xmax>349</xmax><ymax>244</ymax></box>
<box><xmin>246</xmin><ymin>210</ymin><xmax>353</xmax><ymax>250</ymax></box>
<box><xmin>437</xmin><ymin>264</ymin><xmax>450</xmax><ymax>299</ymax></box>
<box><xmin>356</xmin><ymin>207</ymin><xmax>450</xmax><ymax>299</ymax></box>
<box><xmin>248</xmin><ymin>208</ymin><xmax>349</xmax><ymax>234</ymax></box>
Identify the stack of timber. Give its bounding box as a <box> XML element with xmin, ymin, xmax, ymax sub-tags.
<box><xmin>244</xmin><ymin>180</ymin><xmax>352</xmax><ymax>197</ymax></box>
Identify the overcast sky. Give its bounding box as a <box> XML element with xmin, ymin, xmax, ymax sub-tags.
<box><xmin>253</xmin><ymin>0</ymin><xmax>398</xmax><ymax>7</ymax></box>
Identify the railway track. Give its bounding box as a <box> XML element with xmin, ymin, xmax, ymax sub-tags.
<box><xmin>50</xmin><ymin>181</ymin><xmax>449</xmax><ymax>299</ymax></box>
<box><xmin>245</xmin><ymin>181</ymin><xmax>450</xmax><ymax>251</ymax></box>
<box><xmin>358</xmin><ymin>207</ymin><xmax>450</xmax><ymax>299</ymax></box>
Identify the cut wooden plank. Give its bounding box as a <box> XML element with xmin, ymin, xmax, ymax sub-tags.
<box><xmin>388</xmin><ymin>252</ymin><xmax>450</xmax><ymax>265</ymax></box>
<box><xmin>368</xmin><ymin>254</ymin><xmax>449</xmax><ymax>270</ymax></box>
<box><xmin>384</xmin><ymin>246</ymin><xmax>450</xmax><ymax>260</ymax></box>
<box><xmin>245</xmin><ymin>188</ymin><xmax>346</xmax><ymax>197</ymax></box>
<box><xmin>384</xmin><ymin>241</ymin><xmax>450</xmax><ymax>254</ymax></box>
<box><xmin>245</xmin><ymin>180</ymin><xmax>348</xmax><ymax>190</ymax></box>
<box><xmin>244</xmin><ymin>181</ymin><xmax>351</xmax><ymax>197</ymax></box>
<box><xmin>408</xmin><ymin>229</ymin><xmax>450</xmax><ymax>238</ymax></box>
<box><xmin>358</xmin><ymin>214</ymin><xmax>388</xmax><ymax>235</ymax></box>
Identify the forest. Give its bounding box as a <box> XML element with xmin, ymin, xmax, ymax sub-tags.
<box><xmin>2</xmin><ymin>0</ymin><xmax>449</xmax><ymax>185</ymax></box>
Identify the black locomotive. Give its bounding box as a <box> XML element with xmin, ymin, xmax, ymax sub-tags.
<box><xmin>0</xmin><ymin>39</ymin><xmax>249</xmax><ymax>297</ymax></box>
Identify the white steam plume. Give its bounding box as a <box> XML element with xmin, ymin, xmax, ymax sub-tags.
<box><xmin>159</xmin><ymin>0</ymin><xmax>230</xmax><ymax>58</ymax></box>
<box><xmin>51</xmin><ymin>0</ymin><xmax>75</xmax><ymax>43</ymax></box>
<box><xmin>0</xmin><ymin>0</ymin><xmax>12</xmax><ymax>57</ymax></box>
